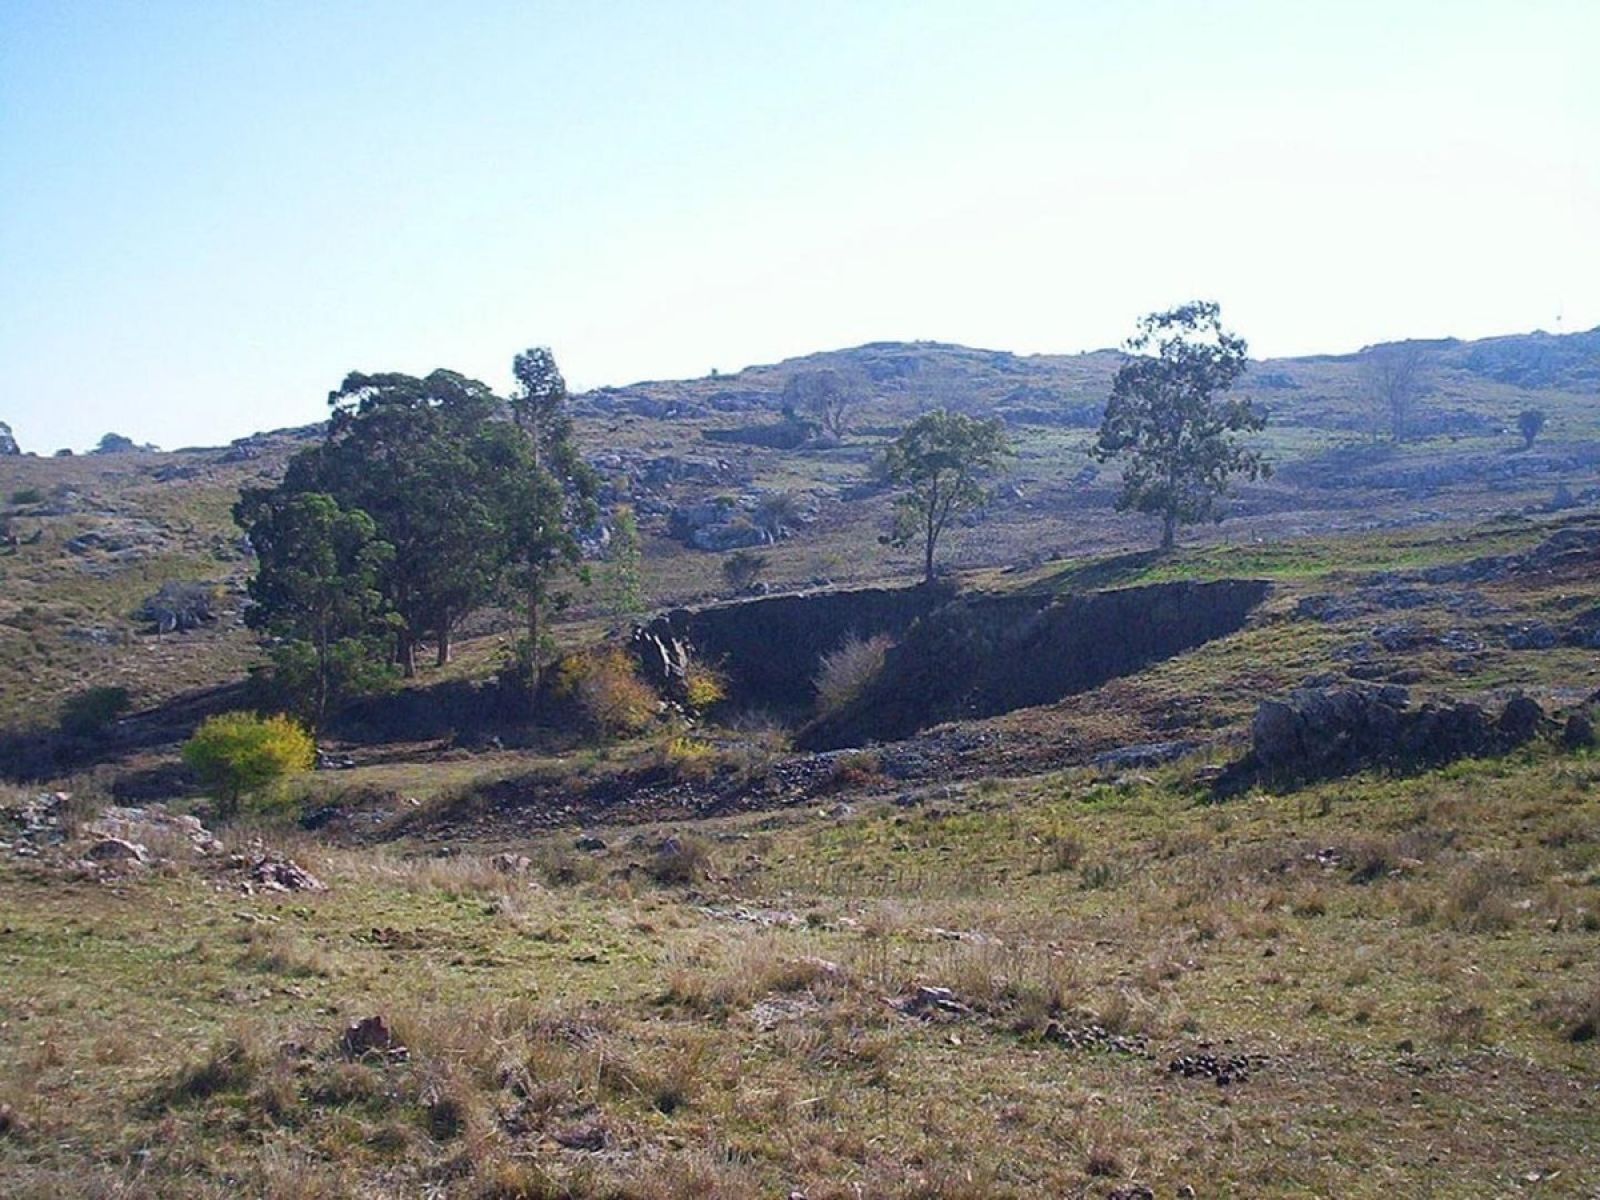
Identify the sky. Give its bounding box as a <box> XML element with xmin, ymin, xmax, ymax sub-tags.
<box><xmin>1</xmin><ymin>0</ymin><xmax>1596</xmax><ymax>453</ymax></box>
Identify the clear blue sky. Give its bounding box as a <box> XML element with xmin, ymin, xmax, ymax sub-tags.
<box><xmin>2</xmin><ymin>0</ymin><xmax>1595</xmax><ymax>452</ymax></box>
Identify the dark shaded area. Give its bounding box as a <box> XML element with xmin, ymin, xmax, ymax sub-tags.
<box><xmin>640</xmin><ymin>583</ymin><xmax>954</xmax><ymax>711</ymax></box>
<box><xmin>0</xmin><ymin>682</ymin><xmax>251</xmax><ymax>782</ymax></box>
<box><xmin>799</xmin><ymin>578</ymin><xmax>1270</xmax><ymax>749</ymax></box>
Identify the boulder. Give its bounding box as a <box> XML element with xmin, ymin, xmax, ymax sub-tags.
<box><xmin>340</xmin><ymin>1015</ymin><xmax>407</xmax><ymax>1062</ymax></box>
<box><xmin>84</xmin><ymin>837</ymin><xmax>149</xmax><ymax>865</ymax></box>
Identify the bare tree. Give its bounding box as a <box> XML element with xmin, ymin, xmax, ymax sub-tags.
<box><xmin>782</xmin><ymin>369</ymin><xmax>856</xmax><ymax>440</ymax></box>
<box><xmin>1362</xmin><ymin>344</ymin><xmax>1428</xmax><ymax>442</ymax></box>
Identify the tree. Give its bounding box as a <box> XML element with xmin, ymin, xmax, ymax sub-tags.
<box><xmin>92</xmin><ymin>432</ymin><xmax>137</xmax><ymax>454</ymax></box>
<box><xmin>883</xmin><ymin>409</ymin><xmax>1010</xmax><ymax>585</ymax></box>
<box><xmin>263</xmin><ymin>370</ymin><xmax>512</xmax><ymax>676</ymax></box>
<box><xmin>182</xmin><ymin>711</ymin><xmax>315</xmax><ymax>820</ymax></box>
<box><xmin>1362</xmin><ymin>343</ymin><xmax>1427</xmax><ymax>442</ymax></box>
<box><xmin>506</xmin><ymin>348</ymin><xmax>599</xmax><ymax>698</ymax></box>
<box><xmin>232</xmin><ymin>490</ymin><xmax>396</xmax><ymax>727</ymax></box>
<box><xmin>782</xmin><ymin>369</ymin><xmax>855</xmax><ymax>440</ymax></box>
<box><xmin>602</xmin><ymin>505</ymin><xmax>644</xmax><ymax>621</ymax></box>
<box><xmin>1518</xmin><ymin>408</ymin><xmax>1547</xmax><ymax>450</ymax></box>
<box><xmin>1093</xmin><ymin>302</ymin><xmax>1267</xmax><ymax>551</ymax></box>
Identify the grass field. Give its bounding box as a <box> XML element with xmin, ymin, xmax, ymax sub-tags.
<box><xmin>3</xmin><ymin>745</ymin><xmax>1598</xmax><ymax>1198</ymax></box>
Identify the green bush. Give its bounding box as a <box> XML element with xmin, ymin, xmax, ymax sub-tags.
<box><xmin>10</xmin><ymin>487</ymin><xmax>43</xmax><ymax>506</ymax></box>
<box><xmin>59</xmin><ymin>685</ymin><xmax>133</xmax><ymax>737</ymax></box>
<box><xmin>182</xmin><ymin>711</ymin><xmax>316</xmax><ymax>819</ymax></box>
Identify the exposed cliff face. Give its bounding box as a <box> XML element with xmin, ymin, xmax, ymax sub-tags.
<box><xmin>797</xmin><ymin>579</ymin><xmax>1270</xmax><ymax>749</ymax></box>
<box><xmin>638</xmin><ymin>578</ymin><xmax>1269</xmax><ymax>747</ymax></box>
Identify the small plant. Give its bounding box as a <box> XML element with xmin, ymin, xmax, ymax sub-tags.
<box><xmin>647</xmin><ymin>834</ymin><xmax>712</xmax><ymax>886</ymax></box>
<box><xmin>182</xmin><ymin>711</ymin><xmax>315</xmax><ymax>819</ymax></box>
<box><xmin>682</xmin><ymin>660</ymin><xmax>728</xmax><ymax>714</ymax></box>
<box><xmin>814</xmin><ymin>632</ymin><xmax>892</xmax><ymax>716</ymax></box>
<box><xmin>59</xmin><ymin>685</ymin><xmax>132</xmax><ymax>737</ymax></box>
<box><xmin>10</xmin><ymin>487</ymin><xmax>43</xmax><ymax>506</ymax></box>
<box><xmin>653</xmin><ymin>735</ymin><xmax>721</xmax><ymax>784</ymax></box>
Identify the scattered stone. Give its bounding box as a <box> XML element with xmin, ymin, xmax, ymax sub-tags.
<box><xmin>315</xmin><ymin>751</ymin><xmax>357</xmax><ymax>771</ymax></box>
<box><xmin>340</xmin><ymin>1015</ymin><xmax>408</xmax><ymax>1062</ymax></box>
<box><xmin>232</xmin><ymin>846</ymin><xmax>326</xmax><ymax>893</ymax></box>
<box><xmin>1091</xmin><ymin>740</ymin><xmax>1200</xmax><ymax>770</ymax></box>
<box><xmin>490</xmin><ymin>853</ymin><xmax>532</xmax><ymax>875</ymax></box>
<box><xmin>1107</xmin><ymin>1187</ymin><xmax>1155</xmax><ymax>1200</ymax></box>
<box><xmin>574</xmin><ymin>834</ymin><xmax>608</xmax><ymax>852</ymax></box>
<box><xmin>1041</xmin><ymin>1020</ymin><xmax>1149</xmax><ymax>1057</ymax></box>
<box><xmin>1168</xmin><ymin>1044</ymin><xmax>1268</xmax><ymax>1086</ymax></box>
<box><xmin>698</xmin><ymin>904</ymin><xmax>804</xmax><ymax>928</ymax></box>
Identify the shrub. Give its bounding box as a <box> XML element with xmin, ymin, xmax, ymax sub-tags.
<box><xmin>10</xmin><ymin>487</ymin><xmax>43</xmax><ymax>506</ymax></box>
<box><xmin>683</xmin><ymin>660</ymin><xmax>728</xmax><ymax>714</ymax></box>
<box><xmin>652</xmin><ymin>735</ymin><xmax>722</xmax><ymax>784</ymax></box>
<box><xmin>814</xmin><ymin>633</ymin><xmax>892</xmax><ymax>716</ymax></box>
<box><xmin>59</xmin><ymin>685</ymin><xmax>133</xmax><ymax>737</ymax></box>
<box><xmin>721</xmin><ymin>548</ymin><xmax>769</xmax><ymax>593</ymax></box>
<box><xmin>182</xmin><ymin>711</ymin><xmax>315</xmax><ymax>819</ymax></box>
<box><xmin>553</xmin><ymin>646</ymin><xmax>658</xmax><ymax>738</ymax></box>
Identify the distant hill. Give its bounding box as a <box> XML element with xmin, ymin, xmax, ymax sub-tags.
<box><xmin>578</xmin><ymin>326</ymin><xmax>1600</xmax><ymax>437</ymax></box>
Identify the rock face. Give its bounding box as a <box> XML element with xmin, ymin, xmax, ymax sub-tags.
<box><xmin>635</xmin><ymin>584</ymin><xmax>948</xmax><ymax>710</ymax></box>
<box><xmin>0</xmin><ymin>421</ymin><xmax>19</xmax><ymax>456</ymax></box>
<box><xmin>1243</xmin><ymin>686</ymin><xmax>1552</xmax><ymax>784</ymax></box>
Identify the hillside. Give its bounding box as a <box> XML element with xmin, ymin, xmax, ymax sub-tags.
<box><xmin>2</xmin><ymin>325</ymin><xmax>1596</xmax><ymax>732</ymax></box>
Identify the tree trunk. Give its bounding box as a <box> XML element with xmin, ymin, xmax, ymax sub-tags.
<box><xmin>436</xmin><ymin>625</ymin><xmax>452</xmax><ymax>667</ymax></box>
<box><xmin>525</xmin><ymin>581</ymin><xmax>542</xmax><ymax>701</ymax></box>
<box><xmin>1161</xmin><ymin>511</ymin><xmax>1177</xmax><ymax>552</ymax></box>
<box><xmin>398</xmin><ymin>632</ymin><xmax>416</xmax><ymax>678</ymax></box>
<box><xmin>923</xmin><ymin>535</ymin><xmax>935</xmax><ymax>586</ymax></box>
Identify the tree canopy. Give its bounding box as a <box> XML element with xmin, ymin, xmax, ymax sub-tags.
<box><xmin>884</xmin><ymin>408</ymin><xmax>1009</xmax><ymax>585</ymax></box>
<box><xmin>1094</xmin><ymin>302</ymin><xmax>1268</xmax><ymax>550</ymax></box>
<box><xmin>235</xmin><ymin>351</ymin><xmax>596</xmax><ymax>720</ymax></box>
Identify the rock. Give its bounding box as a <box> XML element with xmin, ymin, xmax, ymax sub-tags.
<box><xmin>490</xmin><ymin>852</ymin><xmax>532</xmax><ymax>874</ymax></box>
<box><xmin>340</xmin><ymin>1015</ymin><xmax>407</xmax><ymax>1062</ymax></box>
<box><xmin>552</xmin><ymin>1121</ymin><xmax>608</xmax><ymax>1151</ymax></box>
<box><xmin>88</xmin><ymin>805</ymin><xmax>223</xmax><ymax>857</ymax></box>
<box><xmin>1238</xmin><ymin>686</ymin><xmax>1548</xmax><ymax>789</ymax></box>
<box><xmin>1090</xmin><ymin>740</ymin><xmax>1200</xmax><ymax>770</ymax></box>
<box><xmin>630</xmin><ymin>613</ymin><xmax>692</xmax><ymax>699</ymax></box>
<box><xmin>574</xmin><ymin>835</ymin><xmax>607</xmax><ymax>852</ymax></box>
<box><xmin>237</xmin><ymin>848</ymin><xmax>326</xmax><ymax>892</ymax></box>
<box><xmin>889</xmin><ymin>985</ymin><xmax>972</xmax><ymax>1019</ymax></box>
<box><xmin>1497</xmin><ymin>694</ymin><xmax>1547</xmax><ymax>744</ymax></box>
<box><xmin>84</xmin><ymin>837</ymin><xmax>149</xmax><ymax>865</ymax></box>
<box><xmin>1563</xmin><ymin>712</ymin><xmax>1595</xmax><ymax>749</ymax></box>
<box><xmin>1107</xmin><ymin>1188</ymin><xmax>1155</xmax><ymax>1200</ymax></box>
<box><xmin>1506</xmin><ymin>622</ymin><xmax>1558</xmax><ymax>650</ymax></box>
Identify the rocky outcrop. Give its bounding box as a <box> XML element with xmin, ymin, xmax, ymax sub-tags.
<box><xmin>1226</xmin><ymin>685</ymin><xmax>1559</xmax><ymax>791</ymax></box>
<box><xmin>0</xmin><ymin>421</ymin><xmax>19</xmax><ymax>456</ymax></box>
